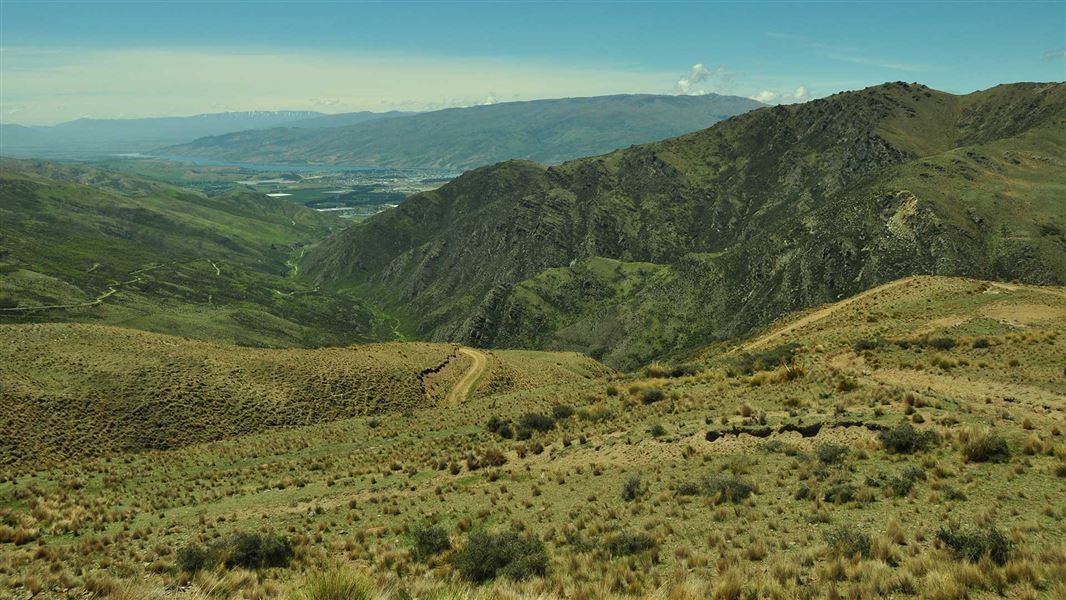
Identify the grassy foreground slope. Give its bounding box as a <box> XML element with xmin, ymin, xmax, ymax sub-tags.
<box><xmin>0</xmin><ymin>158</ymin><xmax>391</xmax><ymax>347</ymax></box>
<box><xmin>0</xmin><ymin>323</ymin><xmax>611</xmax><ymax>469</ymax></box>
<box><xmin>303</xmin><ymin>82</ymin><xmax>1066</xmax><ymax>369</ymax></box>
<box><xmin>1</xmin><ymin>276</ymin><xmax>1063</xmax><ymax>599</ymax></box>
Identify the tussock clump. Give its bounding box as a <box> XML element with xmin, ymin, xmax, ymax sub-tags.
<box><xmin>959</xmin><ymin>427</ymin><xmax>1010</xmax><ymax>463</ymax></box>
<box><xmin>640</xmin><ymin>387</ymin><xmax>666</xmax><ymax>404</ymax></box>
<box><xmin>293</xmin><ymin>569</ymin><xmax>373</xmax><ymax>600</ymax></box>
<box><xmin>621</xmin><ymin>474</ymin><xmax>645</xmax><ymax>501</ymax></box>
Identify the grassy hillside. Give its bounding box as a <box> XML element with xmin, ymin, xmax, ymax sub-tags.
<box><xmin>0</xmin><ymin>323</ymin><xmax>611</xmax><ymax>470</ymax></box>
<box><xmin>1</xmin><ymin>276</ymin><xmax>1062</xmax><ymax>599</ymax></box>
<box><xmin>162</xmin><ymin>94</ymin><xmax>764</xmax><ymax>170</ymax></box>
<box><xmin>0</xmin><ymin>158</ymin><xmax>394</xmax><ymax>347</ymax></box>
<box><xmin>303</xmin><ymin>82</ymin><xmax>1066</xmax><ymax>368</ymax></box>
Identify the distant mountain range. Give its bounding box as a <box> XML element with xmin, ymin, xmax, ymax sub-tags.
<box><xmin>161</xmin><ymin>94</ymin><xmax>766</xmax><ymax>170</ymax></box>
<box><xmin>0</xmin><ymin>110</ymin><xmax>410</xmax><ymax>158</ymax></box>
<box><xmin>300</xmin><ymin>81</ymin><xmax>1066</xmax><ymax>368</ymax></box>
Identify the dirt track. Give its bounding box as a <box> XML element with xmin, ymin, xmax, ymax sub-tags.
<box><xmin>444</xmin><ymin>347</ymin><xmax>488</xmax><ymax>405</ymax></box>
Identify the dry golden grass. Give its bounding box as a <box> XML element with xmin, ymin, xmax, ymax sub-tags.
<box><xmin>0</xmin><ymin>276</ymin><xmax>1063</xmax><ymax>598</ymax></box>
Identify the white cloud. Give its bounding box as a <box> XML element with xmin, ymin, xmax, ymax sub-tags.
<box><xmin>793</xmin><ymin>85</ymin><xmax>810</xmax><ymax>101</ymax></box>
<box><xmin>751</xmin><ymin>90</ymin><xmax>778</xmax><ymax>104</ymax></box>
<box><xmin>673</xmin><ymin>62</ymin><xmax>733</xmax><ymax>95</ymax></box>
<box><xmin>479</xmin><ymin>94</ymin><xmax>498</xmax><ymax>106</ymax></box>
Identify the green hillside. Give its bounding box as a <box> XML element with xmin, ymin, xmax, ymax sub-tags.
<box><xmin>161</xmin><ymin>94</ymin><xmax>764</xmax><ymax>170</ymax></box>
<box><xmin>0</xmin><ymin>159</ymin><xmax>393</xmax><ymax>347</ymax></box>
<box><xmin>302</xmin><ymin>82</ymin><xmax>1066</xmax><ymax>368</ymax></box>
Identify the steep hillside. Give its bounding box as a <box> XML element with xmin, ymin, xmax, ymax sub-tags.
<box><xmin>0</xmin><ymin>158</ymin><xmax>391</xmax><ymax>347</ymax></box>
<box><xmin>303</xmin><ymin>82</ymin><xmax>1066</xmax><ymax>368</ymax></box>
<box><xmin>161</xmin><ymin>94</ymin><xmax>764</xmax><ymax>169</ymax></box>
<box><xmin>2</xmin><ymin>276</ymin><xmax>1063</xmax><ymax>599</ymax></box>
<box><xmin>0</xmin><ymin>323</ymin><xmax>611</xmax><ymax>470</ymax></box>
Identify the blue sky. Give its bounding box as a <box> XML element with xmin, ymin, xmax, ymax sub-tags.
<box><xmin>2</xmin><ymin>0</ymin><xmax>1064</xmax><ymax>124</ymax></box>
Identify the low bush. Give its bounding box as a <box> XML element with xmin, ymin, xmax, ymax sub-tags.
<box><xmin>824</xmin><ymin>527</ymin><xmax>872</xmax><ymax>558</ymax></box>
<box><xmin>606</xmin><ymin>532</ymin><xmax>657</xmax><ymax>557</ymax></box>
<box><xmin>551</xmin><ymin>404</ymin><xmax>575</xmax><ymax>420</ymax></box>
<box><xmin>640</xmin><ymin>388</ymin><xmax>665</xmax><ymax>404</ymax></box>
<box><xmin>879</xmin><ymin>422</ymin><xmax>938</xmax><ymax>454</ymax></box>
<box><xmin>453</xmin><ymin>529</ymin><xmax>548</xmax><ymax>582</ymax></box>
<box><xmin>852</xmin><ymin>338</ymin><xmax>881</xmax><ymax>353</ymax></box>
<box><xmin>649</xmin><ymin>423</ymin><xmax>666</xmax><ymax>437</ymax></box>
<box><xmin>823</xmin><ymin>483</ymin><xmax>856</xmax><ymax>503</ymax></box>
<box><xmin>177</xmin><ymin>532</ymin><xmax>293</xmax><ymax>572</ymax></box>
<box><xmin>486</xmin><ymin>416</ymin><xmax>513</xmax><ymax>439</ymax></box>
<box><xmin>621</xmin><ymin>475</ymin><xmax>645</xmax><ymax>501</ymax></box>
<box><xmin>936</xmin><ymin>525</ymin><xmax>1011</xmax><ymax>565</ymax></box>
<box><xmin>702</xmin><ymin>474</ymin><xmax>754</xmax><ymax>504</ymax></box>
<box><xmin>734</xmin><ymin>343</ymin><xmax>800</xmax><ymax>375</ymax></box>
<box><xmin>816</xmin><ymin>443</ymin><xmax>849</xmax><ymax>465</ymax></box>
<box><xmin>412</xmin><ymin>524</ymin><xmax>451</xmax><ymax>560</ymax></box>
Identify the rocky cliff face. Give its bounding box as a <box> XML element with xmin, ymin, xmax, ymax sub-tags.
<box><xmin>304</xmin><ymin>82</ymin><xmax>1066</xmax><ymax>368</ymax></box>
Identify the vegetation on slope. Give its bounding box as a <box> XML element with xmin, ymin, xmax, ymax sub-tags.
<box><xmin>1</xmin><ymin>276</ymin><xmax>1063</xmax><ymax>599</ymax></box>
<box><xmin>0</xmin><ymin>322</ymin><xmax>611</xmax><ymax>470</ymax></box>
<box><xmin>303</xmin><ymin>82</ymin><xmax>1066</xmax><ymax>368</ymax></box>
<box><xmin>0</xmin><ymin>158</ymin><xmax>393</xmax><ymax>347</ymax></box>
<box><xmin>162</xmin><ymin>94</ymin><xmax>764</xmax><ymax>170</ymax></box>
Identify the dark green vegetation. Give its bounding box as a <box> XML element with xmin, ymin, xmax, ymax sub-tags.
<box><xmin>303</xmin><ymin>82</ymin><xmax>1066</xmax><ymax>369</ymax></box>
<box><xmin>163</xmin><ymin>93</ymin><xmax>764</xmax><ymax>170</ymax></box>
<box><xmin>0</xmin><ymin>158</ymin><xmax>394</xmax><ymax>347</ymax></box>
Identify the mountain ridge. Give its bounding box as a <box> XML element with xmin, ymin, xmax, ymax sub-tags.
<box><xmin>161</xmin><ymin>93</ymin><xmax>766</xmax><ymax>169</ymax></box>
<box><xmin>301</xmin><ymin>81</ymin><xmax>1066</xmax><ymax>368</ymax></box>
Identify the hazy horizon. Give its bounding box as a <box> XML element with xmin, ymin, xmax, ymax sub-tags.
<box><xmin>2</xmin><ymin>0</ymin><xmax>1063</xmax><ymax>126</ymax></box>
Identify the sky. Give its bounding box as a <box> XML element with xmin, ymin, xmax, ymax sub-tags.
<box><xmin>1</xmin><ymin>0</ymin><xmax>1064</xmax><ymax>125</ymax></box>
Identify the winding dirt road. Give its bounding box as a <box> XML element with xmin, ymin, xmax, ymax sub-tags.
<box><xmin>444</xmin><ymin>347</ymin><xmax>488</xmax><ymax>405</ymax></box>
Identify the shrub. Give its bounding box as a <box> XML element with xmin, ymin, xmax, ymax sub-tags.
<box><xmin>606</xmin><ymin>532</ymin><xmax>657</xmax><ymax>557</ymax></box>
<box><xmin>823</xmin><ymin>483</ymin><xmax>856</xmax><ymax>503</ymax></box>
<box><xmin>929</xmin><ymin>337</ymin><xmax>956</xmax><ymax>350</ymax></box>
<box><xmin>879</xmin><ymin>422</ymin><xmax>938</xmax><ymax>454</ymax></box>
<box><xmin>703</xmin><ymin>475</ymin><xmax>754</xmax><ymax>504</ymax></box>
<box><xmin>621</xmin><ymin>475</ymin><xmax>645</xmax><ymax>501</ymax></box>
<box><xmin>486</xmin><ymin>416</ymin><xmax>513</xmax><ymax>439</ymax></box>
<box><xmin>178</xmin><ymin>532</ymin><xmax>294</xmax><ymax>572</ymax></box>
<box><xmin>412</xmin><ymin>525</ymin><xmax>451</xmax><ymax>560</ymax></box>
<box><xmin>816</xmin><ymin>443</ymin><xmax>849</xmax><ymax>465</ymax></box>
<box><xmin>453</xmin><ymin>529</ymin><xmax>548</xmax><ymax>582</ymax></box>
<box><xmin>224</xmin><ymin>532</ymin><xmax>294</xmax><ymax>569</ymax></box>
<box><xmin>960</xmin><ymin>428</ymin><xmax>1010</xmax><ymax>463</ymax></box>
<box><xmin>176</xmin><ymin>545</ymin><xmax>212</xmax><ymax>573</ymax></box>
<box><xmin>972</xmin><ymin>338</ymin><xmax>990</xmax><ymax>349</ymax></box>
<box><xmin>852</xmin><ymin>338</ymin><xmax>881</xmax><ymax>353</ymax></box>
<box><xmin>824</xmin><ymin>527</ymin><xmax>872</xmax><ymax>558</ymax></box>
<box><xmin>734</xmin><ymin>343</ymin><xmax>800</xmax><ymax>375</ymax></box>
<box><xmin>675</xmin><ymin>481</ymin><xmax>701</xmax><ymax>496</ymax></box>
<box><xmin>551</xmin><ymin>404</ymin><xmax>575</xmax><ymax>420</ymax></box>
<box><xmin>936</xmin><ymin>525</ymin><xmax>1011</xmax><ymax>565</ymax></box>
<box><xmin>886</xmin><ymin>466</ymin><xmax>925</xmax><ymax>497</ymax></box>
<box><xmin>649</xmin><ymin>423</ymin><xmax>666</xmax><ymax>437</ymax></box>
<box><xmin>640</xmin><ymin>388</ymin><xmax>665</xmax><ymax>404</ymax></box>
<box><xmin>518</xmin><ymin>413</ymin><xmax>555</xmax><ymax>433</ymax></box>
